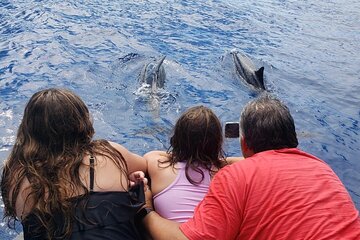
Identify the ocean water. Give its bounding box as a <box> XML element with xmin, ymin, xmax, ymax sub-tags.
<box><xmin>1</xmin><ymin>0</ymin><xmax>359</xmax><ymax>238</ymax></box>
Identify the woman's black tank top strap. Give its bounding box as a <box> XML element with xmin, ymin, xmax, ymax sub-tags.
<box><xmin>89</xmin><ymin>156</ymin><xmax>95</xmax><ymax>192</ymax></box>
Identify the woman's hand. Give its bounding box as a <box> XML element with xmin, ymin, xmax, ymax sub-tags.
<box><xmin>129</xmin><ymin>171</ymin><xmax>148</xmax><ymax>187</ymax></box>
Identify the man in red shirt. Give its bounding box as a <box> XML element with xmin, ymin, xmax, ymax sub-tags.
<box><xmin>141</xmin><ymin>94</ymin><xmax>360</xmax><ymax>239</ymax></box>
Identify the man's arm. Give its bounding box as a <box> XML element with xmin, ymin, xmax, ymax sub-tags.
<box><xmin>141</xmin><ymin>184</ymin><xmax>188</xmax><ymax>240</ymax></box>
<box><xmin>143</xmin><ymin>211</ymin><xmax>188</xmax><ymax>240</ymax></box>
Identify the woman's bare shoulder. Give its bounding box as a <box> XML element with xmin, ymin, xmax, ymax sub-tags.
<box><xmin>16</xmin><ymin>177</ymin><xmax>34</xmax><ymax>219</ymax></box>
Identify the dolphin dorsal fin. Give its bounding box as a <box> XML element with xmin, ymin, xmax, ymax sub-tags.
<box><xmin>255</xmin><ymin>67</ymin><xmax>264</xmax><ymax>79</ymax></box>
<box><xmin>155</xmin><ymin>56</ymin><xmax>166</xmax><ymax>72</ymax></box>
<box><xmin>255</xmin><ymin>67</ymin><xmax>266</xmax><ymax>90</ymax></box>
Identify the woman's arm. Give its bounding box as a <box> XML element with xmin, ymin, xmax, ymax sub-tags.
<box><xmin>109</xmin><ymin>141</ymin><xmax>147</xmax><ymax>174</ymax></box>
<box><xmin>225</xmin><ymin>156</ymin><xmax>244</xmax><ymax>164</ymax></box>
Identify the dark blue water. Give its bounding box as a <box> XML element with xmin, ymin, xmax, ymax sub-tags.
<box><xmin>1</xmin><ymin>0</ymin><xmax>359</xmax><ymax>238</ymax></box>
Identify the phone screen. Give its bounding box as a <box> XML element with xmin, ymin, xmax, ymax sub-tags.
<box><xmin>129</xmin><ymin>181</ymin><xmax>145</xmax><ymax>204</ymax></box>
<box><xmin>225</xmin><ymin>122</ymin><xmax>240</xmax><ymax>138</ymax></box>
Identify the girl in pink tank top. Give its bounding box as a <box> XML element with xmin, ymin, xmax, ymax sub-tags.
<box><xmin>145</xmin><ymin>106</ymin><xmax>243</xmax><ymax>222</ymax></box>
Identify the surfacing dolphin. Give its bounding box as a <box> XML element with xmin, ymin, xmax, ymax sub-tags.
<box><xmin>139</xmin><ymin>56</ymin><xmax>166</xmax><ymax>92</ymax></box>
<box><xmin>230</xmin><ymin>50</ymin><xmax>265</xmax><ymax>90</ymax></box>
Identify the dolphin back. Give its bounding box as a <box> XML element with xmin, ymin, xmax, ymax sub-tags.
<box><xmin>231</xmin><ymin>51</ymin><xmax>266</xmax><ymax>90</ymax></box>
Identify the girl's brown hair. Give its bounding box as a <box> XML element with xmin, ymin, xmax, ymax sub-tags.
<box><xmin>1</xmin><ymin>88</ymin><xmax>128</xmax><ymax>239</ymax></box>
<box><xmin>163</xmin><ymin>105</ymin><xmax>226</xmax><ymax>184</ymax></box>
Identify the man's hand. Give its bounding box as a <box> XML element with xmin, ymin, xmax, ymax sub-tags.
<box><xmin>144</xmin><ymin>181</ymin><xmax>154</xmax><ymax>209</ymax></box>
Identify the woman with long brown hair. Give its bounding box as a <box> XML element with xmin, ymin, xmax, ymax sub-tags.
<box><xmin>1</xmin><ymin>88</ymin><xmax>147</xmax><ymax>239</ymax></box>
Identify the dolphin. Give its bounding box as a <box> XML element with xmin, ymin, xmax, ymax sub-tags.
<box><xmin>230</xmin><ymin>51</ymin><xmax>265</xmax><ymax>90</ymax></box>
<box><xmin>139</xmin><ymin>56</ymin><xmax>166</xmax><ymax>92</ymax></box>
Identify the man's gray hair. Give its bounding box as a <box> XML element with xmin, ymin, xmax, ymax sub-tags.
<box><xmin>240</xmin><ymin>93</ymin><xmax>298</xmax><ymax>153</ymax></box>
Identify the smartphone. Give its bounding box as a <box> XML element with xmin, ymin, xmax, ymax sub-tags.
<box><xmin>129</xmin><ymin>181</ymin><xmax>145</xmax><ymax>204</ymax></box>
<box><xmin>225</xmin><ymin>122</ymin><xmax>240</xmax><ymax>138</ymax></box>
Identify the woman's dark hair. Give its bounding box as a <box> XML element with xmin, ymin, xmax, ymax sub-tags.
<box><xmin>1</xmin><ymin>88</ymin><xmax>128</xmax><ymax>239</ymax></box>
<box><xmin>240</xmin><ymin>93</ymin><xmax>298</xmax><ymax>153</ymax></box>
<box><xmin>163</xmin><ymin>105</ymin><xmax>226</xmax><ymax>184</ymax></box>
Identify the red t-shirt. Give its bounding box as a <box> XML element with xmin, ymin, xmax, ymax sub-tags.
<box><xmin>180</xmin><ymin>148</ymin><xmax>360</xmax><ymax>239</ymax></box>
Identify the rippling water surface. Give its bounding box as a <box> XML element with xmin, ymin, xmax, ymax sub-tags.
<box><xmin>1</xmin><ymin>0</ymin><xmax>359</xmax><ymax>238</ymax></box>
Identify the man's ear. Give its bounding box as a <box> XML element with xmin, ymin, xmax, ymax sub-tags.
<box><xmin>240</xmin><ymin>135</ymin><xmax>253</xmax><ymax>158</ymax></box>
<box><xmin>240</xmin><ymin>135</ymin><xmax>247</xmax><ymax>155</ymax></box>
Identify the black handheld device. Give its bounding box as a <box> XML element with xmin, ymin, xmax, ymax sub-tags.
<box><xmin>129</xmin><ymin>181</ymin><xmax>145</xmax><ymax>204</ymax></box>
<box><xmin>225</xmin><ymin>122</ymin><xmax>240</xmax><ymax>138</ymax></box>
